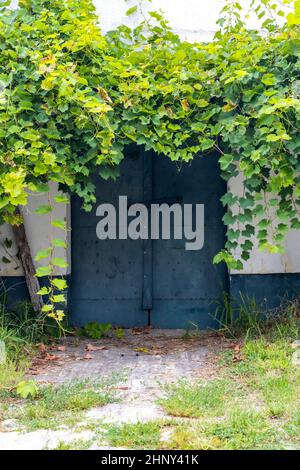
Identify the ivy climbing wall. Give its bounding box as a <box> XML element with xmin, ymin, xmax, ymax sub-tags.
<box><xmin>92</xmin><ymin>0</ymin><xmax>300</xmax><ymax>277</ymax></box>
<box><xmin>0</xmin><ymin>0</ymin><xmax>299</xmax><ymax>288</ymax></box>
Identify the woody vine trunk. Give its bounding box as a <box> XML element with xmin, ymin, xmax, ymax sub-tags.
<box><xmin>12</xmin><ymin>207</ymin><xmax>44</xmax><ymax>314</ymax></box>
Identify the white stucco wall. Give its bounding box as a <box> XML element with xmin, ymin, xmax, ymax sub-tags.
<box><xmin>229</xmin><ymin>175</ymin><xmax>300</xmax><ymax>275</ymax></box>
<box><xmin>0</xmin><ymin>183</ymin><xmax>70</xmax><ymax>276</ymax></box>
<box><xmin>94</xmin><ymin>0</ymin><xmax>287</xmax><ymax>40</ymax></box>
<box><xmin>0</xmin><ymin>0</ymin><xmax>298</xmax><ymax>276</ymax></box>
<box><xmin>96</xmin><ymin>0</ymin><xmax>224</xmax><ymax>41</ymax></box>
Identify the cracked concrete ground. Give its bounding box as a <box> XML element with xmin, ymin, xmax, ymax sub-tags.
<box><xmin>0</xmin><ymin>329</ymin><xmax>222</xmax><ymax>450</ymax></box>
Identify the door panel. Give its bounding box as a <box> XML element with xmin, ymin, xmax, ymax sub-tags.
<box><xmin>71</xmin><ymin>147</ymin><xmax>147</xmax><ymax>327</ymax></box>
<box><xmin>151</xmin><ymin>153</ymin><xmax>227</xmax><ymax>328</ymax></box>
<box><xmin>71</xmin><ymin>147</ymin><xmax>227</xmax><ymax>328</ymax></box>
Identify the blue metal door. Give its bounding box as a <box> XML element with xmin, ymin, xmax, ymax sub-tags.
<box><xmin>151</xmin><ymin>152</ymin><xmax>227</xmax><ymax>328</ymax></box>
<box><xmin>71</xmin><ymin>147</ymin><xmax>227</xmax><ymax>328</ymax></box>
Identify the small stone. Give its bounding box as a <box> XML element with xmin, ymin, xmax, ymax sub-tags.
<box><xmin>291</xmin><ymin>340</ymin><xmax>300</xmax><ymax>350</ymax></box>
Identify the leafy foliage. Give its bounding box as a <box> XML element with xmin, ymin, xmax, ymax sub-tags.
<box><xmin>0</xmin><ymin>0</ymin><xmax>299</xmax><ymax>278</ymax></box>
<box><xmin>81</xmin><ymin>321</ymin><xmax>112</xmax><ymax>339</ymax></box>
<box><xmin>16</xmin><ymin>379</ymin><xmax>39</xmax><ymax>399</ymax></box>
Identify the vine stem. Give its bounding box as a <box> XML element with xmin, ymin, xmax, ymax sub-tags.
<box><xmin>11</xmin><ymin>207</ymin><xmax>44</xmax><ymax>314</ymax></box>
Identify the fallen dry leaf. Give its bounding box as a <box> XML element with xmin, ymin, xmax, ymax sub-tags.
<box><xmin>132</xmin><ymin>326</ymin><xmax>152</xmax><ymax>335</ymax></box>
<box><xmin>45</xmin><ymin>354</ymin><xmax>60</xmax><ymax>361</ymax></box>
<box><xmin>49</xmin><ymin>344</ymin><xmax>66</xmax><ymax>352</ymax></box>
<box><xmin>85</xmin><ymin>343</ymin><xmax>108</xmax><ymax>352</ymax></box>
<box><xmin>226</xmin><ymin>342</ymin><xmax>238</xmax><ymax>349</ymax></box>
<box><xmin>134</xmin><ymin>347</ymin><xmax>150</xmax><ymax>354</ymax></box>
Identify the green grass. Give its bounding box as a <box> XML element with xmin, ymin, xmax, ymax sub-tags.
<box><xmin>155</xmin><ymin>302</ymin><xmax>300</xmax><ymax>450</ymax></box>
<box><xmin>0</xmin><ymin>305</ymin><xmax>35</xmax><ymax>421</ymax></box>
<box><xmin>0</xmin><ymin>359</ymin><xmax>28</xmax><ymax>396</ymax></box>
<box><xmin>157</xmin><ymin>332</ymin><xmax>300</xmax><ymax>449</ymax></box>
<box><xmin>0</xmin><ymin>323</ymin><xmax>32</xmax><ymax>363</ymax></box>
<box><xmin>0</xmin><ymin>297</ymin><xmax>68</xmax><ymax>404</ymax></box>
<box><xmin>7</xmin><ymin>378</ymin><xmax>118</xmax><ymax>431</ymax></box>
<box><xmin>0</xmin><ymin>299</ymin><xmax>46</xmax><ymax>395</ymax></box>
<box><xmin>159</xmin><ymin>379</ymin><xmax>239</xmax><ymax>418</ymax></box>
<box><xmin>204</xmin><ymin>409</ymin><xmax>278</xmax><ymax>450</ymax></box>
<box><xmin>52</xmin><ymin>438</ymin><xmax>94</xmax><ymax>450</ymax></box>
<box><xmin>215</xmin><ymin>295</ymin><xmax>300</xmax><ymax>340</ymax></box>
<box><xmin>284</xmin><ymin>409</ymin><xmax>300</xmax><ymax>445</ymax></box>
<box><xmin>1</xmin><ymin>302</ymin><xmax>46</xmax><ymax>344</ymax></box>
<box><xmin>165</xmin><ymin>409</ymin><xmax>279</xmax><ymax>450</ymax></box>
<box><xmin>0</xmin><ymin>325</ymin><xmax>33</xmax><ymax>399</ymax></box>
<box><xmin>105</xmin><ymin>421</ymin><xmax>164</xmax><ymax>449</ymax></box>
